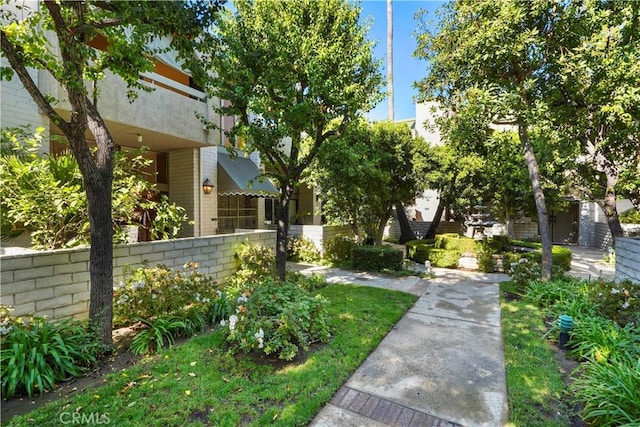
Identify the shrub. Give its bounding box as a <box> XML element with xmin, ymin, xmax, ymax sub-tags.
<box><xmin>434</xmin><ymin>233</ymin><xmax>475</xmax><ymax>252</ymax></box>
<box><xmin>351</xmin><ymin>245</ymin><xmax>403</xmax><ymax>271</ymax></box>
<box><xmin>222</xmin><ymin>278</ymin><xmax>331</xmax><ymax>361</ymax></box>
<box><xmin>405</xmin><ymin>240</ymin><xmax>431</xmax><ymax>264</ymax></box>
<box><xmin>569</xmin><ymin>317</ymin><xmax>640</xmax><ymax>363</ymax></box>
<box><xmin>286</xmin><ymin>271</ymin><xmax>328</xmax><ymax>292</ymax></box>
<box><xmin>426</xmin><ymin>248</ymin><xmax>461</xmax><ymax>268</ymax></box>
<box><xmin>113</xmin><ymin>262</ymin><xmax>220</xmax><ymax>327</ymax></box>
<box><xmin>487</xmin><ymin>235</ymin><xmax>510</xmax><ymax>253</ymax></box>
<box><xmin>287</xmin><ymin>236</ymin><xmax>320</xmax><ymax>263</ymax></box>
<box><xmin>587</xmin><ymin>279</ymin><xmax>640</xmax><ymax>327</ymax></box>
<box><xmin>129</xmin><ymin>315</ymin><xmax>191</xmax><ymax>355</ymax></box>
<box><xmin>570</xmin><ymin>355</ymin><xmax>640</xmax><ymax>427</ymax></box>
<box><xmin>619</xmin><ymin>208</ymin><xmax>640</xmax><ymax>224</ymax></box>
<box><xmin>226</xmin><ymin>241</ymin><xmax>276</xmax><ymax>293</ymax></box>
<box><xmin>475</xmin><ymin>240</ymin><xmax>496</xmax><ymax>272</ymax></box>
<box><xmin>508</xmin><ymin>241</ymin><xmax>572</xmax><ymax>271</ymax></box>
<box><xmin>323</xmin><ymin>235</ymin><xmax>356</xmax><ymax>263</ymax></box>
<box><xmin>0</xmin><ymin>307</ymin><xmax>99</xmax><ymax>398</ymax></box>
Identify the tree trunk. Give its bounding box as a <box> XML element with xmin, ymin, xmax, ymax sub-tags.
<box><xmin>395</xmin><ymin>201</ymin><xmax>416</xmax><ymax>243</ymax></box>
<box><xmin>518</xmin><ymin>122</ymin><xmax>553</xmax><ymax>280</ymax></box>
<box><xmin>505</xmin><ymin>210</ymin><xmax>516</xmax><ymax>239</ymax></box>
<box><xmin>276</xmin><ymin>183</ymin><xmax>294</xmax><ymax>280</ymax></box>
<box><xmin>425</xmin><ymin>200</ymin><xmax>445</xmax><ymax>240</ymax></box>
<box><xmin>375</xmin><ymin>206</ymin><xmax>392</xmax><ymax>246</ymax></box>
<box><xmin>599</xmin><ymin>186</ymin><xmax>624</xmax><ymax>239</ymax></box>
<box><xmin>85</xmin><ymin>174</ymin><xmax>114</xmax><ymax>348</ymax></box>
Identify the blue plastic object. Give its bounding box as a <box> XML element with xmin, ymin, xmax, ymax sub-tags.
<box><xmin>559</xmin><ymin>314</ymin><xmax>574</xmax><ymax>332</ymax></box>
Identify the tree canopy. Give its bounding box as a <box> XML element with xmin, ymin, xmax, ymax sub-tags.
<box><xmin>415</xmin><ymin>0</ymin><xmax>640</xmax><ymax>266</ymax></box>
<box><xmin>204</xmin><ymin>0</ymin><xmax>383</xmax><ymax>278</ymax></box>
<box><xmin>1</xmin><ymin>0</ymin><xmax>222</xmax><ymax>346</ymax></box>
<box><xmin>308</xmin><ymin>120</ymin><xmax>426</xmax><ymax>245</ymax></box>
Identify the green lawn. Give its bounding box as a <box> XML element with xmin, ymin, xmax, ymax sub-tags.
<box><xmin>5</xmin><ymin>284</ymin><xmax>416</xmax><ymax>427</ymax></box>
<box><xmin>500</xmin><ymin>281</ymin><xmax>571</xmax><ymax>427</ymax></box>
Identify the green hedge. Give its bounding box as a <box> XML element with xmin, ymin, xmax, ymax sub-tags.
<box><xmin>427</xmin><ymin>248</ymin><xmax>461</xmax><ymax>268</ymax></box>
<box><xmin>505</xmin><ymin>242</ymin><xmax>573</xmax><ymax>271</ymax></box>
<box><xmin>406</xmin><ymin>236</ymin><xmax>572</xmax><ymax>272</ymax></box>
<box><xmin>406</xmin><ymin>240</ymin><xmax>461</xmax><ymax>268</ymax></box>
<box><xmin>434</xmin><ymin>233</ymin><xmax>476</xmax><ymax>253</ymax></box>
<box><xmin>406</xmin><ymin>240</ymin><xmax>431</xmax><ymax>264</ymax></box>
<box><xmin>351</xmin><ymin>245</ymin><xmax>403</xmax><ymax>272</ymax></box>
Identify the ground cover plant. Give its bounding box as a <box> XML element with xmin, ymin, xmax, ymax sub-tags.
<box><xmin>501</xmin><ymin>275</ymin><xmax>640</xmax><ymax>427</ymax></box>
<box><xmin>4</xmin><ymin>285</ymin><xmax>416</xmax><ymax>426</ymax></box>
<box><xmin>0</xmin><ymin>306</ymin><xmax>101</xmax><ymax>399</ymax></box>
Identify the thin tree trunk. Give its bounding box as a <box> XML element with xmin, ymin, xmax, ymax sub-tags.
<box><xmin>276</xmin><ymin>183</ymin><xmax>294</xmax><ymax>280</ymax></box>
<box><xmin>518</xmin><ymin>122</ymin><xmax>553</xmax><ymax>280</ymax></box>
<box><xmin>599</xmin><ymin>186</ymin><xmax>624</xmax><ymax>238</ymax></box>
<box><xmin>505</xmin><ymin>210</ymin><xmax>515</xmax><ymax>239</ymax></box>
<box><xmin>387</xmin><ymin>0</ymin><xmax>393</xmax><ymax>121</ymax></box>
<box><xmin>375</xmin><ymin>208</ymin><xmax>391</xmax><ymax>246</ymax></box>
<box><xmin>425</xmin><ymin>200</ymin><xmax>445</xmax><ymax>240</ymax></box>
<box><xmin>395</xmin><ymin>201</ymin><xmax>416</xmax><ymax>243</ymax></box>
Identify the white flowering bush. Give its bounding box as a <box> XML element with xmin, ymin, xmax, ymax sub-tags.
<box><xmin>113</xmin><ymin>262</ymin><xmax>222</xmax><ymax>327</ymax></box>
<box><xmin>508</xmin><ymin>257</ymin><xmax>541</xmax><ymax>288</ymax></box>
<box><xmin>222</xmin><ymin>278</ymin><xmax>331</xmax><ymax>361</ymax></box>
<box><xmin>589</xmin><ymin>279</ymin><xmax>639</xmax><ymax>326</ymax></box>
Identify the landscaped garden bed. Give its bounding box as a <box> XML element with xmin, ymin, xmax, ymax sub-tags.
<box><xmin>405</xmin><ymin>234</ymin><xmax>572</xmax><ymax>273</ymax></box>
<box><xmin>1</xmin><ymin>238</ymin><xmax>417</xmax><ymax>425</ymax></box>
<box><xmin>501</xmin><ymin>275</ymin><xmax>640</xmax><ymax>426</ymax></box>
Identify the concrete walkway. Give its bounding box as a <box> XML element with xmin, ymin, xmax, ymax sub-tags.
<box><xmin>291</xmin><ymin>263</ymin><xmax>510</xmax><ymax>427</ymax></box>
<box><xmin>296</xmin><ymin>245</ymin><xmax>612</xmax><ymax>427</ymax></box>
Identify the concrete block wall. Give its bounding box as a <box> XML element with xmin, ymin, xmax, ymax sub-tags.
<box><xmin>289</xmin><ymin>225</ymin><xmax>352</xmax><ymax>254</ymax></box>
<box><xmin>0</xmin><ymin>231</ymin><xmax>276</xmax><ymax>321</ymax></box>
<box><xmin>615</xmin><ymin>238</ymin><xmax>640</xmax><ymax>285</ymax></box>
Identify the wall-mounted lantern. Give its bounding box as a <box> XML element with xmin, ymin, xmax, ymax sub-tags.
<box><xmin>202</xmin><ymin>178</ymin><xmax>214</xmax><ymax>195</ymax></box>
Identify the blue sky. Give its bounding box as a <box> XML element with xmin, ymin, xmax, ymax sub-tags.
<box><xmin>359</xmin><ymin>0</ymin><xmax>445</xmax><ymax>121</ymax></box>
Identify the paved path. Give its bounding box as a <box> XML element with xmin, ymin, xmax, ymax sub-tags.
<box><xmin>291</xmin><ymin>264</ymin><xmax>510</xmax><ymax>427</ymax></box>
<box><xmin>297</xmin><ymin>245</ymin><xmax>612</xmax><ymax>427</ymax></box>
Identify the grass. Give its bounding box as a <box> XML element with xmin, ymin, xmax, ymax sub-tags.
<box><xmin>500</xmin><ymin>281</ymin><xmax>571</xmax><ymax>427</ymax></box>
<box><xmin>5</xmin><ymin>284</ymin><xmax>416</xmax><ymax>427</ymax></box>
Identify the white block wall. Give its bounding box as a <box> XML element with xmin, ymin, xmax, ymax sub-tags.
<box><xmin>615</xmin><ymin>238</ymin><xmax>640</xmax><ymax>285</ymax></box>
<box><xmin>288</xmin><ymin>225</ymin><xmax>353</xmax><ymax>254</ymax></box>
<box><xmin>0</xmin><ymin>58</ymin><xmax>50</xmax><ymax>150</ymax></box>
<box><xmin>0</xmin><ymin>231</ymin><xmax>276</xmax><ymax>321</ymax></box>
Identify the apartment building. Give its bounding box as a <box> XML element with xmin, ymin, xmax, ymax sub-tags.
<box><xmin>0</xmin><ymin>8</ymin><xmax>293</xmax><ymax>247</ymax></box>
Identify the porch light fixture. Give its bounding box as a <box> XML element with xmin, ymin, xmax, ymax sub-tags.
<box><xmin>202</xmin><ymin>178</ymin><xmax>214</xmax><ymax>194</ymax></box>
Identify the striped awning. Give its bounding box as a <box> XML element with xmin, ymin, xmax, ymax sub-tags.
<box><xmin>217</xmin><ymin>152</ymin><xmax>278</xmax><ymax>197</ymax></box>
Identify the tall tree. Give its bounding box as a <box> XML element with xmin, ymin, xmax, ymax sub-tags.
<box><xmin>1</xmin><ymin>0</ymin><xmax>221</xmax><ymax>346</ymax></box>
<box><xmin>308</xmin><ymin>120</ymin><xmax>426</xmax><ymax>245</ymax></box>
<box><xmin>205</xmin><ymin>0</ymin><xmax>383</xmax><ymax>279</ymax></box>
<box><xmin>547</xmin><ymin>1</ymin><xmax>640</xmax><ymax>235</ymax></box>
<box><xmin>415</xmin><ymin>1</ymin><xmax>562</xmax><ymax>279</ymax></box>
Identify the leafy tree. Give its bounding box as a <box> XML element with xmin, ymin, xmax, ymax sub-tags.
<box><xmin>308</xmin><ymin>120</ymin><xmax>425</xmax><ymax>245</ymax></box>
<box><xmin>1</xmin><ymin>0</ymin><xmax>222</xmax><ymax>346</ymax></box>
<box><xmin>1</xmin><ymin>127</ymin><xmax>189</xmax><ymax>250</ymax></box>
<box><xmin>415</xmin><ymin>141</ymin><xmax>488</xmax><ymax>239</ymax></box>
<box><xmin>204</xmin><ymin>0</ymin><xmax>383</xmax><ymax>278</ymax></box>
<box><xmin>546</xmin><ymin>1</ymin><xmax>640</xmax><ymax>231</ymax></box>
<box><xmin>415</xmin><ymin>1</ymin><xmax>566</xmax><ymax>279</ymax></box>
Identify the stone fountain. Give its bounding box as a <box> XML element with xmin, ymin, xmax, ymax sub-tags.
<box><xmin>465</xmin><ymin>205</ymin><xmax>495</xmax><ymax>241</ymax></box>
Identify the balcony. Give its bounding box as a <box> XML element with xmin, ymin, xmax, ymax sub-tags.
<box><xmin>39</xmin><ymin>69</ymin><xmax>220</xmax><ymax>150</ymax></box>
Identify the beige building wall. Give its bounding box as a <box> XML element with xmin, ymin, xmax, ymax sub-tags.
<box><xmin>169</xmin><ymin>149</ymin><xmax>199</xmax><ymax>237</ymax></box>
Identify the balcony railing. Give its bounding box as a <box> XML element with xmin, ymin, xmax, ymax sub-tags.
<box><xmin>139</xmin><ymin>71</ymin><xmax>206</xmax><ymax>102</ymax></box>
